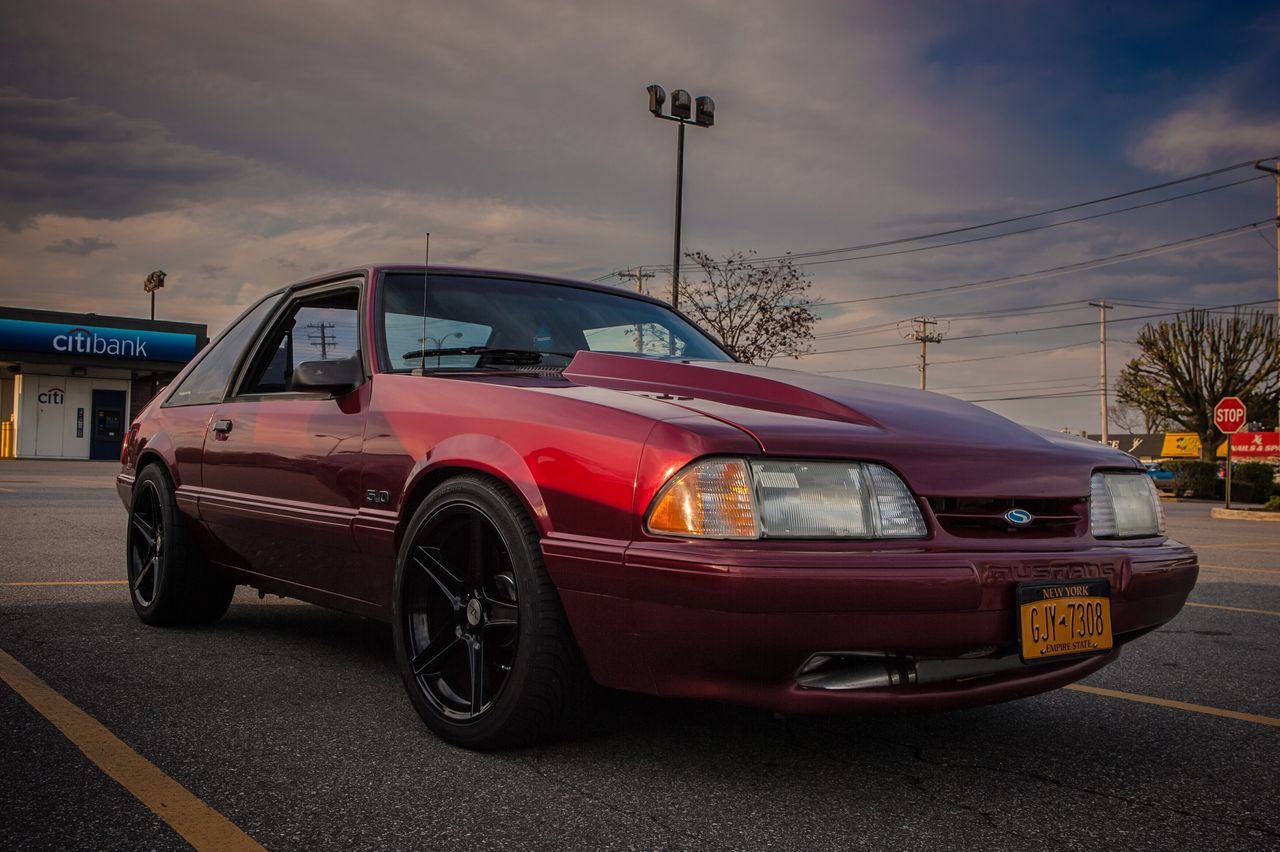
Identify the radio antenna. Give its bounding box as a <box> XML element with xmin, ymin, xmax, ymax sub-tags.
<box><xmin>413</xmin><ymin>232</ymin><xmax>430</xmax><ymax>376</ymax></box>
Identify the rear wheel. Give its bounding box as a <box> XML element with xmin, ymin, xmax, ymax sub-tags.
<box><xmin>392</xmin><ymin>475</ymin><xmax>592</xmax><ymax>749</ymax></box>
<box><xmin>126</xmin><ymin>465</ymin><xmax>234</xmax><ymax>626</ymax></box>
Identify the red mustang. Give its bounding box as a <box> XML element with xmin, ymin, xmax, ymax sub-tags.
<box><xmin>118</xmin><ymin>266</ymin><xmax>1197</xmax><ymax>749</ymax></box>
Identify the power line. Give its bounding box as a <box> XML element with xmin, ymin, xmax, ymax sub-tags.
<box><xmin>761</xmin><ymin>176</ymin><xmax>1270</xmax><ymax>270</ymax></box>
<box><xmin>814</xmin><ymin>300</ymin><xmax>1094</xmax><ymax>342</ymax></box>
<box><xmin>815</xmin><ymin>338</ymin><xmax>1103</xmax><ymax>374</ymax></box>
<box><xmin>812</xmin><ymin>219</ymin><xmax>1273</xmax><ymax>310</ymax></box>
<box><xmin>804</xmin><ymin>296</ymin><xmax>1275</xmax><ymax>356</ymax></box>
<box><xmin>929</xmin><ymin>373</ymin><xmax>1097</xmax><ymax>392</ymax></box>
<box><xmin>962</xmin><ymin>388</ymin><xmax>1120</xmax><ymax>403</ymax></box>
<box><xmin>602</xmin><ymin>157</ymin><xmax>1277</xmax><ymax>279</ymax></box>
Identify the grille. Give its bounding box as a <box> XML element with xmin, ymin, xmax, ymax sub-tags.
<box><xmin>928</xmin><ymin>496</ymin><xmax>1087</xmax><ymax>539</ymax></box>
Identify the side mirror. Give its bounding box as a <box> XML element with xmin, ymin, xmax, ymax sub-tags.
<box><xmin>292</xmin><ymin>353</ymin><xmax>362</xmax><ymax>394</ymax></box>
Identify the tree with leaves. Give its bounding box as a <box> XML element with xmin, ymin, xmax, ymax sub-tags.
<box><xmin>679</xmin><ymin>251</ymin><xmax>819</xmax><ymax>365</ymax></box>
<box><xmin>1116</xmin><ymin>309</ymin><xmax>1278</xmax><ymax>460</ymax></box>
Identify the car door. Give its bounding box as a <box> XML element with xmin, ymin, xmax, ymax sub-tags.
<box><xmin>199</xmin><ymin>280</ymin><xmax>374</xmax><ymax>606</ymax></box>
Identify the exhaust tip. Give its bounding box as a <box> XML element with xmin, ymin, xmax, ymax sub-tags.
<box><xmin>796</xmin><ymin>653</ymin><xmax>917</xmax><ymax>691</ymax></box>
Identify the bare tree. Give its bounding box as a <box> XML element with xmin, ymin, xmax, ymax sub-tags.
<box><xmin>1107</xmin><ymin>403</ymin><xmax>1145</xmax><ymax>435</ymax></box>
<box><xmin>680</xmin><ymin>251</ymin><xmax>819</xmax><ymax>364</ymax></box>
<box><xmin>1116</xmin><ymin>309</ymin><xmax>1278</xmax><ymax>460</ymax></box>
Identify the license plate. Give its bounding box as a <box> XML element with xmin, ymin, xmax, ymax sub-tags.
<box><xmin>1016</xmin><ymin>578</ymin><xmax>1113</xmax><ymax>663</ymax></box>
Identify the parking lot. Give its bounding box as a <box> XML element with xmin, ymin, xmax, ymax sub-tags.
<box><xmin>1</xmin><ymin>459</ymin><xmax>1276</xmax><ymax>851</ymax></box>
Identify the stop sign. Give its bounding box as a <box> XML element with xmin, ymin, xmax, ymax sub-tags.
<box><xmin>1214</xmin><ymin>397</ymin><xmax>1247</xmax><ymax>434</ymax></box>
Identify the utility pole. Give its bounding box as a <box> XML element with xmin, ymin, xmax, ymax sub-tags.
<box><xmin>1254</xmin><ymin>159</ymin><xmax>1280</xmax><ymax>428</ymax></box>
<box><xmin>617</xmin><ymin>267</ymin><xmax>656</xmax><ymax>353</ymax></box>
<box><xmin>905</xmin><ymin>316</ymin><xmax>943</xmax><ymax>390</ymax></box>
<box><xmin>1089</xmin><ymin>300</ymin><xmax>1114</xmax><ymax>444</ymax></box>
<box><xmin>305</xmin><ymin>322</ymin><xmax>336</xmax><ymax>360</ymax></box>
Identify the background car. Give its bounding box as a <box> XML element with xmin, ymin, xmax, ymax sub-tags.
<box><xmin>118</xmin><ymin>265</ymin><xmax>1199</xmax><ymax>749</ymax></box>
<box><xmin>1144</xmin><ymin>462</ymin><xmax>1176</xmax><ymax>492</ymax></box>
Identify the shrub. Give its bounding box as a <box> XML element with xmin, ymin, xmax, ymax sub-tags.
<box><xmin>1165</xmin><ymin>460</ymin><xmax>1217</xmax><ymax>499</ymax></box>
<box><xmin>1263</xmin><ymin>496</ymin><xmax>1280</xmax><ymax>512</ymax></box>
<box><xmin>1234</xmin><ymin>463</ymin><xmax>1276</xmax><ymax>503</ymax></box>
<box><xmin>1215</xmin><ymin>479</ymin><xmax>1255</xmax><ymax>503</ymax></box>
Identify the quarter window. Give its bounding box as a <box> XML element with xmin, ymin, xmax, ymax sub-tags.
<box><xmin>165</xmin><ymin>295</ymin><xmax>282</xmax><ymax>407</ymax></box>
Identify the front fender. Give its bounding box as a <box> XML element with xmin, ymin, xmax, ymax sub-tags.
<box><xmin>401</xmin><ymin>433</ymin><xmax>550</xmax><ymax>535</ymax></box>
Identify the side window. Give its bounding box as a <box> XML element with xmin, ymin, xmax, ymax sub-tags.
<box><xmin>238</xmin><ymin>289</ymin><xmax>361</xmax><ymax>395</ymax></box>
<box><xmin>165</xmin><ymin>295</ymin><xmax>282</xmax><ymax>407</ymax></box>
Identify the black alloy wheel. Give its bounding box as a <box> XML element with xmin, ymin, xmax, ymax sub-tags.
<box><xmin>402</xmin><ymin>504</ymin><xmax>521</xmax><ymax>720</ymax></box>
<box><xmin>127</xmin><ymin>478</ymin><xmax>165</xmax><ymax>607</ymax></box>
<box><xmin>125</xmin><ymin>465</ymin><xmax>235</xmax><ymax>626</ymax></box>
<box><xmin>392</xmin><ymin>475</ymin><xmax>593</xmax><ymax>749</ymax></box>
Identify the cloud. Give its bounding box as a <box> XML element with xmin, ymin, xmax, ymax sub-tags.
<box><xmin>0</xmin><ymin>2</ymin><xmax>1275</xmax><ymax>433</ymax></box>
<box><xmin>0</xmin><ymin>88</ymin><xmax>256</xmax><ymax>230</ymax></box>
<box><xmin>43</xmin><ymin>235</ymin><xmax>116</xmax><ymax>256</ymax></box>
<box><xmin>1128</xmin><ymin>95</ymin><xmax>1280</xmax><ymax>173</ymax></box>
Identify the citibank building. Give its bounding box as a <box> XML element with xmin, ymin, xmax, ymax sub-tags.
<box><xmin>0</xmin><ymin>306</ymin><xmax>207</xmax><ymax>460</ymax></box>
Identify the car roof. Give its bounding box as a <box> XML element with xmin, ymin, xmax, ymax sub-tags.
<box><xmin>269</xmin><ymin>264</ymin><xmax>673</xmax><ymax>308</ymax></box>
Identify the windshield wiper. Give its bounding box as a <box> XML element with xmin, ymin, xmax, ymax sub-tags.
<box><xmin>401</xmin><ymin>346</ymin><xmax>577</xmax><ymax>364</ymax></box>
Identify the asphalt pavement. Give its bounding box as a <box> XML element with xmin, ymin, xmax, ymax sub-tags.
<box><xmin>1</xmin><ymin>460</ymin><xmax>1277</xmax><ymax>851</ymax></box>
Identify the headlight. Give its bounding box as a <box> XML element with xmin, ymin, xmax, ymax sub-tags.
<box><xmin>1090</xmin><ymin>471</ymin><xmax>1165</xmax><ymax>537</ymax></box>
<box><xmin>646</xmin><ymin>458</ymin><xmax>928</xmax><ymax>540</ymax></box>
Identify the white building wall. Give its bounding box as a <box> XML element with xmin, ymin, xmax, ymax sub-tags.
<box><xmin>13</xmin><ymin>365</ymin><xmax>131</xmax><ymax>459</ymax></box>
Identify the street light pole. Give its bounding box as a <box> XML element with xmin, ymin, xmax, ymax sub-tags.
<box><xmin>647</xmin><ymin>84</ymin><xmax>715</xmax><ymax>311</ymax></box>
<box><xmin>672</xmin><ymin>119</ymin><xmax>685</xmax><ymax>310</ymax></box>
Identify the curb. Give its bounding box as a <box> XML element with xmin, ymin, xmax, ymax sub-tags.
<box><xmin>1210</xmin><ymin>507</ymin><xmax>1280</xmax><ymax>522</ymax></box>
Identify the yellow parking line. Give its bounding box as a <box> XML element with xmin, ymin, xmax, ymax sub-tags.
<box><xmin>1185</xmin><ymin>601</ymin><xmax>1280</xmax><ymax>617</ymax></box>
<box><xmin>1198</xmin><ymin>564</ymin><xmax>1280</xmax><ymax>575</ymax></box>
<box><xmin>0</xmin><ymin>648</ymin><xmax>265</xmax><ymax>851</ymax></box>
<box><xmin>1</xmin><ymin>580</ymin><xmax>128</xmax><ymax>587</ymax></box>
<box><xmin>1066</xmin><ymin>684</ymin><xmax>1280</xmax><ymax>728</ymax></box>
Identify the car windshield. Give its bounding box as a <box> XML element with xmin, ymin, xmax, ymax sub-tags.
<box><xmin>378</xmin><ymin>272</ymin><xmax>732</xmax><ymax>372</ymax></box>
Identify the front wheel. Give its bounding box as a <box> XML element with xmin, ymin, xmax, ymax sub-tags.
<box><xmin>126</xmin><ymin>465</ymin><xmax>234</xmax><ymax>626</ymax></box>
<box><xmin>392</xmin><ymin>475</ymin><xmax>592</xmax><ymax>749</ymax></box>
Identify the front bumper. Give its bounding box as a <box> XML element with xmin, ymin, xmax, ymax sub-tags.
<box><xmin>547</xmin><ymin>536</ymin><xmax>1197</xmax><ymax>714</ymax></box>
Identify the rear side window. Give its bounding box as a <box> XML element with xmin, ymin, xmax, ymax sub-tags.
<box><xmin>164</xmin><ymin>295</ymin><xmax>282</xmax><ymax>407</ymax></box>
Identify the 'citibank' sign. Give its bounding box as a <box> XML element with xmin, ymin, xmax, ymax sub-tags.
<box><xmin>0</xmin><ymin>318</ymin><xmax>198</xmax><ymax>363</ymax></box>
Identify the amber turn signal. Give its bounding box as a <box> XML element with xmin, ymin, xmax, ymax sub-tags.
<box><xmin>647</xmin><ymin>458</ymin><xmax>759</xmax><ymax>539</ymax></box>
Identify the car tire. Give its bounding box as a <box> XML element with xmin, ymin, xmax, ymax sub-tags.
<box><xmin>126</xmin><ymin>465</ymin><xmax>235</xmax><ymax>626</ymax></box>
<box><xmin>392</xmin><ymin>475</ymin><xmax>593</xmax><ymax>750</ymax></box>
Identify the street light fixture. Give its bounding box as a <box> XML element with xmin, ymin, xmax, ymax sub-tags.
<box><xmin>143</xmin><ymin>269</ymin><xmax>166</xmax><ymax>320</ymax></box>
<box><xmin>646</xmin><ymin>84</ymin><xmax>714</xmax><ymax>309</ymax></box>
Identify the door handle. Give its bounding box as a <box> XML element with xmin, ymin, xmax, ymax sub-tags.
<box><xmin>212</xmin><ymin>419</ymin><xmax>233</xmax><ymax>435</ymax></box>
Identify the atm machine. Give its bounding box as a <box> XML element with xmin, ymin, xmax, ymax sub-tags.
<box><xmin>89</xmin><ymin>389</ymin><xmax>126</xmax><ymax>460</ymax></box>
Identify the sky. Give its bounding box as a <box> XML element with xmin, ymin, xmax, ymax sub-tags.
<box><xmin>1</xmin><ymin>0</ymin><xmax>1277</xmax><ymax>432</ymax></box>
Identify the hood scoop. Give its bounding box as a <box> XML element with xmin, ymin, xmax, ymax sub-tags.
<box><xmin>563</xmin><ymin>351</ymin><xmax>880</xmax><ymax>427</ymax></box>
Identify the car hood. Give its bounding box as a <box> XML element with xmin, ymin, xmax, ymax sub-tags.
<box><xmin>562</xmin><ymin>352</ymin><xmax>1137</xmax><ymax>498</ymax></box>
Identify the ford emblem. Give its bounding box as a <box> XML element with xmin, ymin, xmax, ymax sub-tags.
<box><xmin>1003</xmin><ymin>508</ymin><xmax>1034</xmax><ymax>527</ymax></box>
